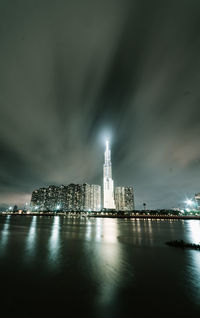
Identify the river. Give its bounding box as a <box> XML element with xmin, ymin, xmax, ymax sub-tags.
<box><xmin>0</xmin><ymin>216</ymin><xmax>200</xmax><ymax>317</ymax></box>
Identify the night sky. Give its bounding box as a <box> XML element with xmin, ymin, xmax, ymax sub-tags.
<box><xmin>1</xmin><ymin>0</ymin><xmax>200</xmax><ymax>209</ymax></box>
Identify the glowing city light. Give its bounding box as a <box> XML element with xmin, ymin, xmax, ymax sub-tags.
<box><xmin>186</xmin><ymin>199</ymin><xmax>193</xmax><ymax>206</ymax></box>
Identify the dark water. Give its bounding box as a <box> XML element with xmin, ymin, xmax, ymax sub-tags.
<box><xmin>0</xmin><ymin>216</ymin><xmax>200</xmax><ymax>317</ymax></box>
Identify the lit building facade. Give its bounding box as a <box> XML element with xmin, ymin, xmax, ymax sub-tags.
<box><xmin>45</xmin><ymin>186</ymin><xmax>58</xmax><ymax>211</ymax></box>
<box><xmin>115</xmin><ymin>186</ymin><xmax>134</xmax><ymax>211</ymax></box>
<box><xmin>30</xmin><ymin>187</ymin><xmax>47</xmax><ymax>211</ymax></box>
<box><xmin>30</xmin><ymin>183</ymin><xmax>101</xmax><ymax>212</ymax></box>
<box><xmin>83</xmin><ymin>183</ymin><xmax>91</xmax><ymax>211</ymax></box>
<box><xmin>56</xmin><ymin>185</ymin><xmax>68</xmax><ymax>210</ymax></box>
<box><xmin>66</xmin><ymin>183</ymin><xmax>84</xmax><ymax>211</ymax></box>
<box><xmin>103</xmin><ymin>141</ymin><xmax>115</xmax><ymax>209</ymax></box>
<box><xmin>90</xmin><ymin>184</ymin><xmax>101</xmax><ymax>211</ymax></box>
<box><xmin>195</xmin><ymin>193</ymin><xmax>200</xmax><ymax>210</ymax></box>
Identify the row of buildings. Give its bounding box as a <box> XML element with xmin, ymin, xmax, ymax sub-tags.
<box><xmin>30</xmin><ymin>183</ymin><xmax>134</xmax><ymax>212</ymax></box>
<box><xmin>31</xmin><ymin>184</ymin><xmax>101</xmax><ymax>212</ymax></box>
<box><xmin>30</xmin><ymin>140</ymin><xmax>134</xmax><ymax>212</ymax></box>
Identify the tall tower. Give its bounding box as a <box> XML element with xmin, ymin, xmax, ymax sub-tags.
<box><xmin>103</xmin><ymin>140</ymin><xmax>115</xmax><ymax>209</ymax></box>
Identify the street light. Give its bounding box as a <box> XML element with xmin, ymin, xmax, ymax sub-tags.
<box><xmin>56</xmin><ymin>205</ymin><xmax>61</xmax><ymax>212</ymax></box>
<box><xmin>185</xmin><ymin>199</ymin><xmax>193</xmax><ymax>206</ymax></box>
<box><xmin>185</xmin><ymin>199</ymin><xmax>195</xmax><ymax>212</ymax></box>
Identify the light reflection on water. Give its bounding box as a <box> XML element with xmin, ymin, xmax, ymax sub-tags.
<box><xmin>85</xmin><ymin>219</ymin><xmax>132</xmax><ymax>313</ymax></box>
<box><xmin>95</xmin><ymin>219</ymin><xmax>122</xmax><ymax>308</ymax></box>
<box><xmin>25</xmin><ymin>216</ymin><xmax>37</xmax><ymax>257</ymax></box>
<box><xmin>48</xmin><ymin>216</ymin><xmax>61</xmax><ymax>266</ymax></box>
<box><xmin>0</xmin><ymin>215</ymin><xmax>11</xmax><ymax>254</ymax></box>
<box><xmin>186</xmin><ymin>220</ymin><xmax>200</xmax><ymax>306</ymax></box>
<box><xmin>187</xmin><ymin>220</ymin><xmax>200</xmax><ymax>244</ymax></box>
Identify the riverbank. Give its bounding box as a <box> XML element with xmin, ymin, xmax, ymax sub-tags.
<box><xmin>1</xmin><ymin>212</ymin><xmax>200</xmax><ymax>220</ymax></box>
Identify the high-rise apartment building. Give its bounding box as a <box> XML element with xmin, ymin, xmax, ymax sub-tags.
<box><xmin>30</xmin><ymin>183</ymin><xmax>101</xmax><ymax>212</ymax></box>
<box><xmin>82</xmin><ymin>183</ymin><xmax>91</xmax><ymax>211</ymax></box>
<box><xmin>115</xmin><ymin>186</ymin><xmax>134</xmax><ymax>211</ymax></box>
<box><xmin>103</xmin><ymin>140</ymin><xmax>115</xmax><ymax>209</ymax></box>
<box><xmin>30</xmin><ymin>187</ymin><xmax>47</xmax><ymax>211</ymax></box>
<box><xmin>90</xmin><ymin>184</ymin><xmax>101</xmax><ymax>211</ymax></box>
<box><xmin>45</xmin><ymin>185</ymin><xmax>58</xmax><ymax>211</ymax></box>
<box><xmin>66</xmin><ymin>183</ymin><xmax>85</xmax><ymax>211</ymax></box>
<box><xmin>57</xmin><ymin>185</ymin><xmax>68</xmax><ymax>210</ymax></box>
<box><xmin>195</xmin><ymin>193</ymin><xmax>200</xmax><ymax>210</ymax></box>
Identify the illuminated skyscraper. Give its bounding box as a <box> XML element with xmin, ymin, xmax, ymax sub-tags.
<box><xmin>115</xmin><ymin>186</ymin><xmax>134</xmax><ymax>211</ymax></box>
<box><xmin>103</xmin><ymin>140</ymin><xmax>115</xmax><ymax>209</ymax></box>
<box><xmin>195</xmin><ymin>193</ymin><xmax>200</xmax><ymax>210</ymax></box>
<box><xmin>90</xmin><ymin>184</ymin><xmax>101</xmax><ymax>211</ymax></box>
<box><xmin>82</xmin><ymin>183</ymin><xmax>101</xmax><ymax>211</ymax></box>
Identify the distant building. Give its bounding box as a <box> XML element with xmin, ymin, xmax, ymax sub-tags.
<box><xmin>66</xmin><ymin>183</ymin><xmax>101</xmax><ymax>212</ymax></box>
<box><xmin>66</xmin><ymin>183</ymin><xmax>84</xmax><ymax>211</ymax></box>
<box><xmin>13</xmin><ymin>205</ymin><xmax>18</xmax><ymax>213</ymax></box>
<box><xmin>30</xmin><ymin>189</ymin><xmax>40</xmax><ymax>211</ymax></box>
<box><xmin>89</xmin><ymin>184</ymin><xmax>101</xmax><ymax>211</ymax></box>
<box><xmin>115</xmin><ymin>186</ymin><xmax>134</xmax><ymax>211</ymax></box>
<box><xmin>45</xmin><ymin>186</ymin><xmax>58</xmax><ymax>211</ymax></box>
<box><xmin>56</xmin><ymin>185</ymin><xmax>68</xmax><ymax>210</ymax></box>
<box><xmin>30</xmin><ymin>183</ymin><xmax>101</xmax><ymax>212</ymax></box>
<box><xmin>83</xmin><ymin>183</ymin><xmax>91</xmax><ymax>211</ymax></box>
<box><xmin>195</xmin><ymin>193</ymin><xmax>200</xmax><ymax>210</ymax></box>
<box><xmin>30</xmin><ymin>186</ymin><xmax>59</xmax><ymax>211</ymax></box>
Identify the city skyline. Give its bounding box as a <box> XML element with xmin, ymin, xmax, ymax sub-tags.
<box><xmin>29</xmin><ymin>140</ymin><xmax>134</xmax><ymax>212</ymax></box>
<box><xmin>0</xmin><ymin>136</ymin><xmax>199</xmax><ymax>210</ymax></box>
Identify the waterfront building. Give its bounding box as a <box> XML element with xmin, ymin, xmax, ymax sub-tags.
<box><xmin>30</xmin><ymin>183</ymin><xmax>102</xmax><ymax>212</ymax></box>
<box><xmin>195</xmin><ymin>193</ymin><xmax>200</xmax><ymax>210</ymax></box>
<box><xmin>115</xmin><ymin>186</ymin><xmax>134</xmax><ymax>211</ymax></box>
<box><xmin>30</xmin><ymin>189</ymin><xmax>39</xmax><ymax>210</ymax></box>
<box><xmin>30</xmin><ymin>188</ymin><xmax>46</xmax><ymax>211</ymax></box>
<box><xmin>83</xmin><ymin>183</ymin><xmax>91</xmax><ymax>211</ymax></box>
<box><xmin>103</xmin><ymin>140</ymin><xmax>115</xmax><ymax>209</ymax></box>
<box><xmin>66</xmin><ymin>183</ymin><xmax>84</xmax><ymax>211</ymax></box>
<box><xmin>30</xmin><ymin>185</ymin><xmax>53</xmax><ymax>211</ymax></box>
<box><xmin>90</xmin><ymin>184</ymin><xmax>101</xmax><ymax>211</ymax></box>
<box><xmin>45</xmin><ymin>185</ymin><xmax>58</xmax><ymax>211</ymax></box>
<box><xmin>66</xmin><ymin>183</ymin><xmax>101</xmax><ymax>212</ymax></box>
<box><xmin>57</xmin><ymin>185</ymin><xmax>68</xmax><ymax>210</ymax></box>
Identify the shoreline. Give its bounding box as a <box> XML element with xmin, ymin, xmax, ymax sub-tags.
<box><xmin>1</xmin><ymin>213</ymin><xmax>200</xmax><ymax>220</ymax></box>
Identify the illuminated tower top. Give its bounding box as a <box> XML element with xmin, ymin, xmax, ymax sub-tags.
<box><xmin>105</xmin><ymin>140</ymin><xmax>111</xmax><ymax>162</ymax></box>
<box><xmin>104</xmin><ymin>140</ymin><xmax>112</xmax><ymax>179</ymax></box>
